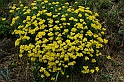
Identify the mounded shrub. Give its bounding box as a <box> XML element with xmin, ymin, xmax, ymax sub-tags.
<box><xmin>10</xmin><ymin>0</ymin><xmax>108</xmax><ymax>81</ymax></box>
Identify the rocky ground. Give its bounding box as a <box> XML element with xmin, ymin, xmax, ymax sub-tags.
<box><xmin>0</xmin><ymin>36</ymin><xmax>33</xmax><ymax>82</ymax></box>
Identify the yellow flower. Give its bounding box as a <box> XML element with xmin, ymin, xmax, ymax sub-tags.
<box><xmin>46</xmin><ymin>12</ymin><xmax>52</xmax><ymax>17</ymax></box>
<box><xmin>106</xmin><ymin>55</ymin><xmax>111</xmax><ymax>59</ymax></box>
<box><xmin>53</xmin><ymin>15</ymin><xmax>58</xmax><ymax>18</ymax></box>
<box><xmin>9</xmin><ymin>10</ymin><xmax>14</xmax><ymax>13</ymax></box>
<box><xmin>83</xmin><ymin>38</ymin><xmax>87</xmax><ymax>42</ymax></box>
<box><xmin>85</xmin><ymin>56</ymin><xmax>89</xmax><ymax>61</ymax></box>
<box><xmin>76</xmin><ymin>53</ymin><xmax>83</xmax><ymax>57</ymax></box>
<box><xmin>84</xmin><ymin>48</ymin><xmax>88</xmax><ymax>52</ymax></box>
<box><xmin>71</xmin><ymin>28</ymin><xmax>77</xmax><ymax>32</ymax></box>
<box><xmin>19</xmin><ymin>54</ymin><xmax>23</xmax><ymax>58</ymax></box>
<box><xmin>31</xmin><ymin>57</ymin><xmax>36</xmax><ymax>61</ymax></box>
<box><xmin>73</xmin><ymin>18</ymin><xmax>78</xmax><ymax>22</ymax></box>
<box><xmin>42</xmin><ymin>9</ymin><xmax>47</xmax><ymax>13</ymax></box>
<box><xmin>74</xmin><ymin>9</ymin><xmax>79</xmax><ymax>13</ymax></box>
<box><xmin>94</xmin><ymin>13</ymin><xmax>99</xmax><ymax>16</ymax></box>
<box><xmin>95</xmin><ymin>67</ymin><xmax>99</xmax><ymax>72</ymax></box>
<box><xmin>51</xmin><ymin>77</ymin><xmax>55</xmax><ymax>80</ymax></box>
<box><xmin>86</xmin><ymin>30</ymin><xmax>93</xmax><ymax>36</ymax></box>
<box><xmin>15</xmin><ymin>39</ymin><xmax>20</xmax><ymax>46</ymax></box>
<box><xmin>32</xmin><ymin>6</ymin><xmax>37</xmax><ymax>9</ymax></box>
<box><xmin>83</xmin><ymin>66</ymin><xmax>88</xmax><ymax>70</ymax></box>
<box><xmin>58</xmin><ymin>7</ymin><xmax>62</xmax><ymax>10</ymax></box>
<box><xmin>92</xmin><ymin>59</ymin><xmax>96</xmax><ymax>63</ymax></box>
<box><xmin>41</xmin><ymin>2</ymin><xmax>44</xmax><ymax>4</ymax></box>
<box><xmin>44</xmin><ymin>70</ymin><xmax>50</xmax><ymax>77</ymax></box>
<box><xmin>49</xmin><ymin>37</ymin><xmax>53</xmax><ymax>40</ymax></box>
<box><xmin>44</xmin><ymin>0</ymin><xmax>48</xmax><ymax>3</ymax></box>
<box><xmin>64</xmin><ymin>29</ymin><xmax>69</xmax><ymax>33</ymax></box>
<box><xmin>78</xmin><ymin>13</ymin><xmax>82</xmax><ymax>17</ymax></box>
<box><xmin>104</xmin><ymin>39</ymin><xmax>108</xmax><ymax>44</ymax></box>
<box><xmin>101</xmin><ymin>31</ymin><xmax>104</xmax><ymax>35</ymax></box>
<box><xmin>65</xmin><ymin>2</ymin><xmax>69</xmax><ymax>5</ymax></box>
<box><xmin>67</xmin><ymin>8</ymin><xmax>71</xmax><ymax>12</ymax></box>
<box><xmin>20</xmin><ymin>4</ymin><xmax>24</xmax><ymax>6</ymax></box>
<box><xmin>2</xmin><ymin>18</ymin><xmax>6</xmax><ymax>21</ymax></box>
<box><xmin>64</xmin><ymin>57</ymin><xmax>69</xmax><ymax>61</ymax></box>
<box><xmin>31</xmin><ymin>3</ymin><xmax>36</xmax><ymax>6</ymax></box>
<box><xmin>81</xmin><ymin>69</ymin><xmax>89</xmax><ymax>74</ymax></box>
<box><xmin>55</xmin><ymin>20</ymin><xmax>59</xmax><ymax>23</ymax></box>
<box><xmin>11</xmin><ymin>5</ymin><xmax>16</xmax><ymax>9</ymax></box>
<box><xmin>60</xmin><ymin>17</ymin><xmax>66</xmax><ymax>21</ymax></box>
<box><xmin>16</xmin><ymin>8</ymin><xmax>20</xmax><ymax>10</ymax></box>
<box><xmin>77</xmin><ymin>23</ymin><xmax>83</xmax><ymax>28</ymax></box>
<box><xmin>31</xmin><ymin>15</ymin><xmax>36</xmax><ymax>20</ymax></box>
<box><xmin>62</xmin><ymin>6</ymin><xmax>66</xmax><ymax>9</ymax></box>
<box><xmin>80</xmin><ymin>19</ymin><xmax>84</xmax><ymax>22</ymax></box>
<box><xmin>85</xmin><ymin>10</ymin><xmax>92</xmax><ymax>14</ymax></box>
<box><xmin>66</xmin><ymin>75</ymin><xmax>69</xmax><ymax>78</ymax></box>
<box><xmin>90</xmin><ymin>69</ymin><xmax>95</xmax><ymax>73</ymax></box>
<box><xmin>75</xmin><ymin>2</ymin><xmax>78</xmax><ymax>4</ymax></box>
<box><xmin>102</xmin><ymin>28</ymin><xmax>106</xmax><ymax>31</ymax></box>
<box><xmin>84</xmin><ymin>26</ymin><xmax>88</xmax><ymax>29</ymax></box>
<box><xmin>40</xmin><ymin>67</ymin><xmax>46</xmax><ymax>72</ymax></box>
<box><xmin>24</xmin><ymin>6</ymin><xmax>28</xmax><ymax>9</ymax></box>
<box><xmin>69</xmin><ymin>17</ymin><xmax>74</xmax><ymax>20</ymax></box>
<box><xmin>97</xmin><ymin>37</ymin><xmax>103</xmax><ymax>42</ymax></box>
<box><xmin>68</xmin><ymin>61</ymin><xmax>76</xmax><ymax>66</ymax></box>
<box><xmin>81</xmin><ymin>70</ymin><xmax>87</xmax><ymax>74</ymax></box>
<box><xmin>93</xmin><ymin>34</ymin><xmax>98</xmax><ymax>38</ymax></box>
<box><xmin>41</xmin><ymin>74</ymin><xmax>45</xmax><ymax>78</ymax></box>
<box><xmin>48</xmin><ymin>32</ymin><xmax>53</xmax><ymax>36</ymax></box>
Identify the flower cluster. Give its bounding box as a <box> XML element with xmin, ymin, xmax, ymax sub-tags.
<box><xmin>10</xmin><ymin>0</ymin><xmax>108</xmax><ymax>81</ymax></box>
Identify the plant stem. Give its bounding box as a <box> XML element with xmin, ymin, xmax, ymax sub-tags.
<box><xmin>55</xmin><ymin>71</ymin><xmax>60</xmax><ymax>82</ymax></box>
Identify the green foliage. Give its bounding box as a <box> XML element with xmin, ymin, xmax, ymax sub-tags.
<box><xmin>0</xmin><ymin>17</ymin><xmax>13</xmax><ymax>36</ymax></box>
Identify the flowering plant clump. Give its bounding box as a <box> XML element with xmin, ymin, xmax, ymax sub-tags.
<box><xmin>10</xmin><ymin>0</ymin><xmax>108</xmax><ymax>81</ymax></box>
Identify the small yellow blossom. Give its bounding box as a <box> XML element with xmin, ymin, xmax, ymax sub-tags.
<box><xmin>104</xmin><ymin>39</ymin><xmax>108</xmax><ymax>44</ymax></box>
<box><xmin>90</xmin><ymin>69</ymin><xmax>95</xmax><ymax>73</ymax></box>
<box><xmin>78</xmin><ymin>13</ymin><xmax>82</xmax><ymax>17</ymax></box>
<box><xmin>31</xmin><ymin>3</ymin><xmax>36</xmax><ymax>6</ymax></box>
<box><xmin>85</xmin><ymin>56</ymin><xmax>89</xmax><ymax>61</ymax></box>
<box><xmin>19</xmin><ymin>54</ymin><xmax>23</xmax><ymax>58</ymax></box>
<box><xmin>2</xmin><ymin>18</ymin><xmax>6</xmax><ymax>21</ymax></box>
<box><xmin>20</xmin><ymin>4</ymin><xmax>24</xmax><ymax>6</ymax></box>
<box><xmin>9</xmin><ymin>10</ymin><xmax>14</xmax><ymax>13</ymax></box>
<box><xmin>60</xmin><ymin>17</ymin><xmax>66</xmax><ymax>21</ymax></box>
<box><xmin>41</xmin><ymin>74</ymin><xmax>45</xmax><ymax>78</ymax></box>
<box><xmin>95</xmin><ymin>67</ymin><xmax>99</xmax><ymax>72</ymax></box>
<box><xmin>46</xmin><ymin>12</ymin><xmax>52</xmax><ymax>17</ymax></box>
<box><xmin>83</xmin><ymin>66</ymin><xmax>88</xmax><ymax>70</ymax></box>
<box><xmin>66</xmin><ymin>75</ymin><xmax>69</xmax><ymax>78</ymax></box>
<box><xmin>106</xmin><ymin>55</ymin><xmax>111</xmax><ymax>59</ymax></box>
<box><xmin>51</xmin><ymin>77</ymin><xmax>55</xmax><ymax>80</ymax></box>
<box><xmin>92</xmin><ymin>59</ymin><xmax>96</xmax><ymax>63</ymax></box>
